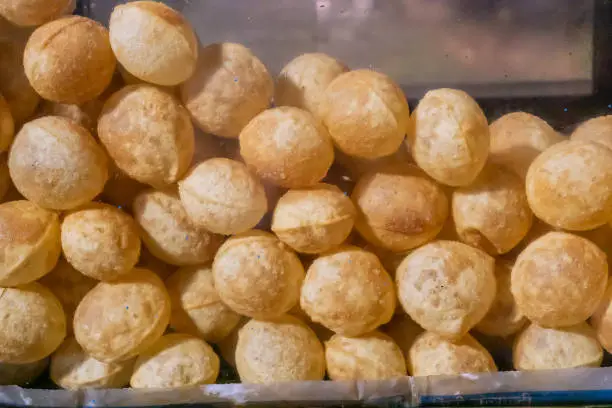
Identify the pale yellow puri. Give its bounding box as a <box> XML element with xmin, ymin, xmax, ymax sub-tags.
<box><xmin>514</xmin><ymin>322</ymin><xmax>603</xmax><ymax>370</ymax></box>
<box><xmin>131</xmin><ymin>333</ymin><xmax>219</xmax><ymax>389</ymax></box>
<box><xmin>571</xmin><ymin>114</ymin><xmax>612</xmax><ymax>150</ymax></box>
<box><xmin>235</xmin><ymin>315</ymin><xmax>325</xmax><ymax>384</ymax></box>
<box><xmin>396</xmin><ymin>240</ymin><xmax>496</xmax><ymax>340</ymax></box>
<box><xmin>73</xmin><ymin>268</ymin><xmax>171</xmax><ymax>363</ymax></box>
<box><xmin>98</xmin><ymin>85</ymin><xmax>195</xmax><ymax>188</ymax></box>
<box><xmin>272</xmin><ymin>183</ymin><xmax>356</xmax><ymax>254</ymax></box>
<box><xmin>351</xmin><ymin>163</ymin><xmax>449</xmax><ymax>252</ymax></box>
<box><xmin>165</xmin><ymin>265</ymin><xmax>242</xmax><ymax>344</ymax></box>
<box><xmin>300</xmin><ymin>246</ymin><xmax>395</xmax><ymax>336</ymax></box>
<box><xmin>0</xmin><ymin>283</ymin><xmax>66</xmax><ymax>364</ymax></box>
<box><xmin>409</xmin><ymin>88</ymin><xmax>489</xmax><ymax>186</ymax></box>
<box><xmin>213</xmin><ymin>231</ymin><xmax>304</xmax><ymax>319</ymax></box>
<box><xmin>526</xmin><ymin>140</ymin><xmax>612</xmax><ymax>230</ymax></box>
<box><xmin>178</xmin><ymin>158</ymin><xmax>267</xmax><ymax>235</ymax></box>
<box><xmin>50</xmin><ymin>337</ymin><xmax>134</xmax><ymax>390</ymax></box>
<box><xmin>322</xmin><ymin>69</ymin><xmax>409</xmax><ymax>159</ymax></box>
<box><xmin>181</xmin><ymin>42</ymin><xmax>273</xmax><ymax>139</ymax></box>
<box><xmin>408</xmin><ymin>331</ymin><xmax>497</xmax><ymax>377</ymax></box>
<box><xmin>592</xmin><ymin>281</ymin><xmax>612</xmax><ymax>354</ymax></box>
<box><xmin>61</xmin><ymin>203</ymin><xmax>141</xmax><ymax>281</ymax></box>
<box><xmin>23</xmin><ymin>16</ymin><xmax>116</xmax><ymax>104</ymax></box>
<box><xmin>0</xmin><ymin>200</ymin><xmax>61</xmax><ymax>287</ymax></box>
<box><xmin>0</xmin><ymin>93</ymin><xmax>14</xmax><ymax>152</ymax></box>
<box><xmin>511</xmin><ymin>232</ymin><xmax>608</xmax><ymax>328</ymax></box>
<box><xmin>0</xmin><ymin>358</ymin><xmax>48</xmax><ymax>386</ymax></box>
<box><xmin>239</xmin><ymin>106</ymin><xmax>334</xmax><ymax>188</ymax></box>
<box><xmin>109</xmin><ymin>1</ymin><xmax>198</xmax><ymax>86</ymax></box>
<box><xmin>8</xmin><ymin>116</ymin><xmax>109</xmax><ymax>210</ymax></box>
<box><xmin>0</xmin><ymin>0</ymin><xmax>73</xmax><ymax>26</ymax></box>
<box><xmin>325</xmin><ymin>331</ymin><xmax>406</xmax><ymax>381</ymax></box>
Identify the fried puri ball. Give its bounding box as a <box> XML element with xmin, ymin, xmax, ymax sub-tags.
<box><xmin>213</xmin><ymin>231</ymin><xmax>304</xmax><ymax>319</ymax></box>
<box><xmin>526</xmin><ymin>140</ymin><xmax>612</xmax><ymax>230</ymax></box>
<box><xmin>0</xmin><ymin>0</ymin><xmax>73</xmax><ymax>26</ymax></box>
<box><xmin>235</xmin><ymin>315</ymin><xmax>325</xmax><ymax>384</ymax></box>
<box><xmin>181</xmin><ymin>42</ymin><xmax>273</xmax><ymax>138</ymax></box>
<box><xmin>300</xmin><ymin>246</ymin><xmax>395</xmax><ymax>336</ymax></box>
<box><xmin>109</xmin><ymin>1</ymin><xmax>198</xmax><ymax>86</ymax></box>
<box><xmin>396</xmin><ymin>240</ymin><xmax>496</xmax><ymax>339</ymax></box>
<box><xmin>591</xmin><ymin>282</ymin><xmax>612</xmax><ymax>353</ymax></box>
<box><xmin>325</xmin><ymin>331</ymin><xmax>406</xmax><ymax>380</ymax></box>
<box><xmin>98</xmin><ymin>85</ymin><xmax>195</xmax><ymax>188</ymax></box>
<box><xmin>8</xmin><ymin>116</ymin><xmax>108</xmax><ymax>210</ymax></box>
<box><xmin>322</xmin><ymin>69</ymin><xmax>409</xmax><ymax>159</ymax></box>
<box><xmin>50</xmin><ymin>337</ymin><xmax>134</xmax><ymax>390</ymax></box>
<box><xmin>130</xmin><ymin>333</ymin><xmax>219</xmax><ymax>389</ymax></box>
<box><xmin>514</xmin><ymin>322</ymin><xmax>603</xmax><ymax>370</ymax></box>
<box><xmin>489</xmin><ymin>112</ymin><xmax>562</xmax><ymax>178</ymax></box>
<box><xmin>351</xmin><ymin>164</ymin><xmax>448</xmax><ymax>252</ymax></box>
<box><xmin>166</xmin><ymin>265</ymin><xmax>242</xmax><ymax>343</ymax></box>
<box><xmin>0</xmin><ymin>283</ymin><xmax>66</xmax><ymax>364</ymax></box>
<box><xmin>0</xmin><ymin>93</ymin><xmax>13</xmax><ymax>152</ymax></box>
<box><xmin>511</xmin><ymin>232</ymin><xmax>608</xmax><ymax>327</ymax></box>
<box><xmin>0</xmin><ymin>358</ymin><xmax>48</xmax><ymax>386</ymax></box>
<box><xmin>408</xmin><ymin>331</ymin><xmax>497</xmax><ymax>376</ymax></box>
<box><xmin>271</xmin><ymin>183</ymin><xmax>356</xmax><ymax>254</ymax></box>
<box><xmin>73</xmin><ymin>268</ymin><xmax>171</xmax><ymax>363</ymax></box>
<box><xmin>0</xmin><ymin>200</ymin><xmax>60</xmax><ymax>286</ymax></box>
<box><xmin>571</xmin><ymin>115</ymin><xmax>612</xmax><ymax>150</ymax></box>
<box><xmin>275</xmin><ymin>53</ymin><xmax>348</xmax><ymax>120</ymax></box>
<box><xmin>239</xmin><ymin>107</ymin><xmax>334</xmax><ymax>188</ymax></box>
<box><xmin>178</xmin><ymin>158</ymin><xmax>267</xmax><ymax>235</ymax></box>
<box><xmin>382</xmin><ymin>314</ymin><xmax>424</xmax><ymax>357</ymax></box>
<box><xmin>133</xmin><ymin>188</ymin><xmax>224</xmax><ymax>266</ymax></box>
<box><xmin>409</xmin><ymin>88</ymin><xmax>489</xmax><ymax>186</ymax></box>
<box><xmin>452</xmin><ymin>163</ymin><xmax>532</xmax><ymax>255</ymax></box>
<box><xmin>61</xmin><ymin>203</ymin><xmax>141</xmax><ymax>281</ymax></box>
<box><xmin>23</xmin><ymin>16</ymin><xmax>116</xmax><ymax>104</ymax></box>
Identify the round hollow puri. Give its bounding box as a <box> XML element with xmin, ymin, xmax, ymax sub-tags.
<box><xmin>409</xmin><ymin>88</ymin><xmax>489</xmax><ymax>186</ymax></box>
<box><xmin>23</xmin><ymin>16</ymin><xmax>116</xmax><ymax>104</ymax></box>
<box><xmin>300</xmin><ymin>246</ymin><xmax>395</xmax><ymax>336</ymax></box>
<box><xmin>235</xmin><ymin>315</ymin><xmax>325</xmax><ymax>384</ymax></box>
<box><xmin>396</xmin><ymin>240</ymin><xmax>496</xmax><ymax>340</ymax></box>
<box><xmin>109</xmin><ymin>1</ymin><xmax>198</xmax><ymax>86</ymax></box>
<box><xmin>571</xmin><ymin>115</ymin><xmax>612</xmax><ymax>151</ymax></box>
<box><xmin>239</xmin><ymin>106</ymin><xmax>334</xmax><ymax>188</ymax></box>
<box><xmin>213</xmin><ymin>231</ymin><xmax>304</xmax><ymax>319</ymax></box>
<box><xmin>511</xmin><ymin>231</ymin><xmax>608</xmax><ymax>328</ymax></box>
<box><xmin>0</xmin><ymin>0</ymin><xmax>73</xmax><ymax>27</ymax></box>
<box><xmin>8</xmin><ymin>116</ymin><xmax>108</xmax><ymax>210</ymax></box>
<box><xmin>178</xmin><ymin>158</ymin><xmax>267</xmax><ymax>235</ymax></box>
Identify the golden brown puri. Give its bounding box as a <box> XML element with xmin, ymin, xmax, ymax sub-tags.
<box><xmin>165</xmin><ymin>265</ymin><xmax>241</xmax><ymax>344</ymax></box>
<box><xmin>178</xmin><ymin>158</ymin><xmax>267</xmax><ymax>235</ymax></box>
<box><xmin>409</xmin><ymin>88</ymin><xmax>489</xmax><ymax>186</ymax></box>
<box><xmin>98</xmin><ymin>85</ymin><xmax>195</xmax><ymax>188</ymax></box>
<box><xmin>181</xmin><ymin>42</ymin><xmax>273</xmax><ymax>139</ymax></box>
<box><xmin>117</xmin><ymin>63</ymin><xmax>178</xmax><ymax>96</ymax></box>
<box><xmin>213</xmin><ymin>231</ymin><xmax>304</xmax><ymax>319</ymax></box>
<box><xmin>591</xmin><ymin>281</ymin><xmax>612</xmax><ymax>354</ymax></box>
<box><xmin>452</xmin><ymin>163</ymin><xmax>533</xmax><ymax>255</ymax></box>
<box><xmin>235</xmin><ymin>315</ymin><xmax>325</xmax><ymax>384</ymax></box>
<box><xmin>271</xmin><ymin>183</ymin><xmax>356</xmax><ymax>254</ymax></box>
<box><xmin>130</xmin><ymin>333</ymin><xmax>219</xmax><ymax>389</ymax></box>
<box><xmin>133</xmin><ymin>188</ymin><xmax>224</xmax><ymax>266</ymax></box>
<box><xmin>396</xmin><ymin>240</ymin><xmax>496</xmax><ymax>340</ymax></box>
<box><xmin>0</xmin><ymin>358</ymin><xmax>48</xmax><ymax>386</ymax></box>
<box><xmin>526</xmin><ymin>140</ymin><xmax>612</xmax><ymax>231</ymax></box>
<box><xmin>0</xmin><ymin>93</ymin><xmax>13</xmax><ymax>152</ymax></box>
<box><xmin>325</xmin><ymin>331</ymin><xmax>406</xmax><ymax>381</ymax></box>
<box><xmin>109</xmin><ymin>1</ymin><xmax>198</xmax><ymax>86</ymax></box>
<box><xmin>474</xmin><ymin>260</ymin><xmax>527</xmax><ymax>338</ymax></box>
<box><xmin>275</xmin><ymin>52</ymin><xmax>348</xmax><ymax>121</ymax></box>
<box><xmin>514</xmin><ymin>322</ymin><xmax>603</xmax><ymax>370</ymax></box>
<box><xmin>23</xmin><ymin>16</ymin><xmax>116</xmax><ymax>104</ymax></box>
<box><xmin>50</xmin><ymin>337</ymin><xmax>134</xmax><ymax>390</ymax></box>
<box><xmin>0</xmin><ymin>0</ymin><xmax>73</xmax><ymax>26</ymax></box>
<box><xmin>239</xmin><ymin>106</ymin><xmax>334</xmax><ymax>188</ymax></box>
<box><xmin>61</xmin><ymin>203</ymin><xmax>141</xmax><ymax>281</ymax></box>
<box><xmin>300</xmin><ymin>246</ymin><xmax>395</xmax><ymax>336</ymax></box>
<box><xmin>571</xmin><ymin>115</ymin><xmax>612</xmax><ymax>150</ymax></box>
<box><xmin>217</xmin><ymin>318</ymin><xmax>247</xmax><ymax>368</ymax></box>
<box><xmin>0</xmin><ymin>200</ymin><xmax>61</xmax><ymax>287</ymax></box>
<box><xmin>0</xmin><ymin>282</ymin><xmax>66</xmax><ymax>364</ymax></box>
<box><xmin>382</xmin><ymin>314</ymin><xmax>424</xmax><ymax>358</ymax></box>
<box><xmin>408</xmin><ymin>331</ymin><xmax>497</xmax><ymax>377</ymax></box>
<box><xmin>351</xmin><ymin>163</ymin><xmax>448</xmax><ymax>252</ymax></box>
<box><xmin>489</xmin><ymin>112</ymin><xmax>563</xmax><ymax>178</ymax></box>
<box><xmin>511</xmin><ymin>231</ymin><xmax>608</xmax><ymax>328</ymax></box>
<box><xmin>8</xmin><ymin>116</ymin><xmax>108</xmax><ymax>210</ymax></box>
<box><xmin>73</xmin><ymin>268</ymin><xmax>171</xmax><ymax>363</ymax></box>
